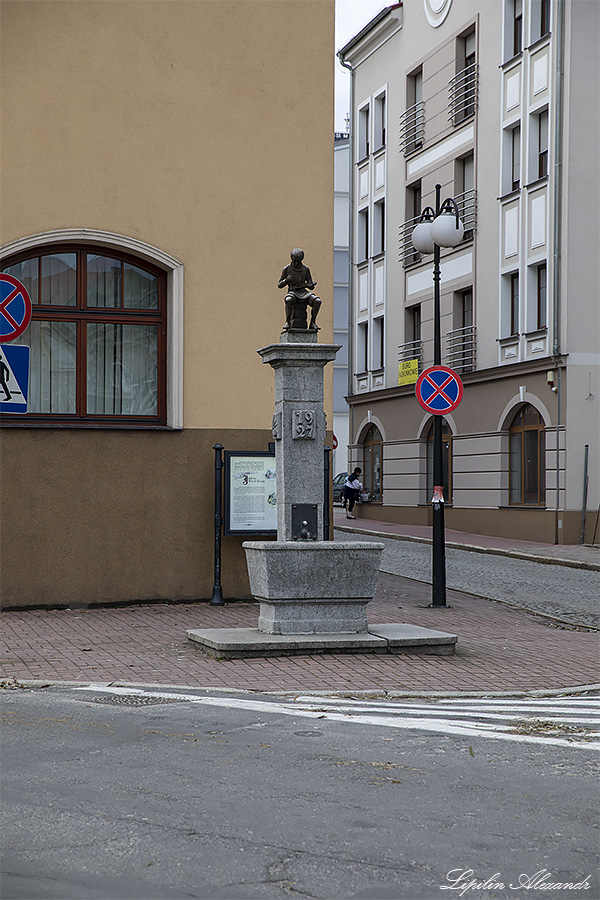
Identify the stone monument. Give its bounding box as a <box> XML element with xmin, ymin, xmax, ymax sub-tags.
<box><xmin>187</xmin><ymin>252</ymin><xmax>457</xmax><ymax>657</ymax></box>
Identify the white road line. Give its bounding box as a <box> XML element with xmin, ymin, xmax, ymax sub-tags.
<box><xmin>72</xmin><ymin>685</ymin><xmax>600</xmax><ymax>750</ymax></box>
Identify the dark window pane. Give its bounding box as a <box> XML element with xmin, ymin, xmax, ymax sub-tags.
<box><xmin>523</xmin><ymin>429</ymin><xmax>539</xmax><ymax>503</ymax></box>
<box><xmin>15</xmin><ymin>320</ymin><xmax>77</xmax><ymax>413</ymax></box>
<box><xmin>2</xmin><ymin>258</ymin><xmax>39</xmax><ymax>304</ymax></box>
<box><xmin>509</xmin><ymin>432</ymin><xmax>522</xmax><ymax>502</ymax></box>
<box><xmin>523</xmin><ymin>404</ymin><xmax>540</xmax><ymax>426</ymax></box>
<box><xmin>87</xmin><ymin>255</ymin><xmax>122</xmax><ymax>308</ymax></box>
<box><xmin>41</xmin><ymin>254</ymin><xmax>77</xmax><ymax>306</ymax></box>
<box><xmin>124</xmin><ymin>263</ymin><xmax>159</xmax><ymax>309</ymax></box>
<box><xmin>87</xmin><ymin>323</ymin><xmax>158</xmax><ymax>416</ymax></box>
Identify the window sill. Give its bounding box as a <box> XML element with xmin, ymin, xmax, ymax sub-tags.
<box><xmin>0</xmin><ymin>420</ymin><xmax>177</xmax><ymax>431</ymax></box>
<box><xmin>356</xmin><ymin>156</ymin><xmax>370</xmax><ymax>166</ymax></box>
<box><xmin>501</xmin><ymin>504</ymin><xmax>547</xmax><ymax>509</ymax></box>
<box><xmin>371</xmin><ymin>251</ymin><xmax>385</xmax><ymax>262</ymax></box>
<box><xmin>497</xmin><ymin>334</ymin><xmax>520</xmax><ymax>344</ymax></box>
<box><xmin>500</xmin><ymin>51</ymin><xmax>523</xmax><ymax>69</ymax></box>
<box><xmin>527</xmin><ymin>33</ymin><xmax>551</xmax><ymax>52</ymax></box>
<box><xmin>498</xmin><ymin>189</ymin><xmax>521</xmax><ymax>202</ymax></box>
<box><xmin>524</xmin><ymin>327</ymin><xmax>548</xmax><ymax>338</ymax></box>
<box><xmin>525</xmin><ymin>175</ymin><xmax>549</xmax><ymax>190</ymax></box>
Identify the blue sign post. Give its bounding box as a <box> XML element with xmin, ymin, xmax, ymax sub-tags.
<box><xmin>0</xmin><ymin>344</ymin><xmax>30</xmax><ymax>413</ymax></box>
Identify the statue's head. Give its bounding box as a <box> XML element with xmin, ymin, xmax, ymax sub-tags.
<box><xmin>290</xmin><ymin>248</ymin><xmax>304</xmax><ymax>262</ymax></box>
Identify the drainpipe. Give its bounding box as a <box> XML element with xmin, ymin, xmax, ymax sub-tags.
<box><xmin>338</xmin><ymin>53</ymin><xmax>355</xmax><ymax>460</ymax></box>
<box><xmin>552</xmin><ymin>0</ymin><xmax>565</xmax><ymax>544</ymax></box>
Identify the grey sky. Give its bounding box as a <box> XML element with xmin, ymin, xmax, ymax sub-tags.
<box><xmin>335</xmin><ymin>0</ymin><xmax>389</xmax><ymax>130</ymax></box>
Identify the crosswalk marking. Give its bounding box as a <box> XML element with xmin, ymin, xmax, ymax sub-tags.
<box><xmin>72</xmin><ymin>685</ymin><xmax>600</xmax><ymax>750</ymax></box>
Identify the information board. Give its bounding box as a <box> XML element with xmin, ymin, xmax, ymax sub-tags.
<box><xmin>224</xmin><ymin>451</ymin><xmax>277</xmax><ymax>536</ymax></box>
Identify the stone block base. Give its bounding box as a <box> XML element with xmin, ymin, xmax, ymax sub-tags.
<box><xmin>186</xmin><ymin>623</ymin><xmax>457</xmax><ymax>659</ymax></box>
<box><xmin>258</xmin><ymin>599</ymin><xmax>369</xmax><ymax>634</ymax></box>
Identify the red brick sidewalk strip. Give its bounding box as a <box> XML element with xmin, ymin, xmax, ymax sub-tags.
<box><xmin>1</xmin><ymin>573</ymin><xmax>598</xmax><ymax>694</ymax></box>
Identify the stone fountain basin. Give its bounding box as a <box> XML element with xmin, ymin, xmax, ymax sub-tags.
<box><xmin>243</xmin><ymin>540</ymin><xmax>384</xmax><ymax>600</ymax></box>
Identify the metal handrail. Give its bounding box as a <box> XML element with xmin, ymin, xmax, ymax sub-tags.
<box><xmin>399</xmin><ymin>101</ymin><xmax>425</xmax><ymax>155</ymax></box>
<box><xmin>446</xmin><ymin>325</ymin><xmax>476</xmax><ymax>372</ymax></box>
<box><xmin>397</xmin><ymin>339</ymin><xmax>423</xmax><ymax>364</ymax></box>
<box><xmin>448</xmin><ymin>63</ymin><xmax>478</xmax><ymax>125</ymax></box>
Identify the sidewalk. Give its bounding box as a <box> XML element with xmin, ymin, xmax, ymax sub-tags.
<box><xmin>1</xmin><ymin>566</ymin><xmax>598</xmax><ymax>695</ymax></box>
<box><xmin>333</xmin><ymin>510</ymin><xmax>600</xmax><ymax>570</ymax></box>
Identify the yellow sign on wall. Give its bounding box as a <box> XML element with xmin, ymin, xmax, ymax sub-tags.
<box><xmin>398</xmin><ymin>359</ymin><xmax>419</xmax><ymax>386</ymax></box>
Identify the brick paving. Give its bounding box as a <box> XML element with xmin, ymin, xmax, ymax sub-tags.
<box><xmin>1</xmin><ymin>573</ymin><xmax>598</xmax><ymax>694</ymax></box>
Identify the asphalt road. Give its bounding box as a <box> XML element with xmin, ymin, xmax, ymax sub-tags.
<box><xmin>336</xmin><ymin>531</ymin><xmax>600</xmax><ymax>628</ymax></box>
<box><xmin>1</xmin><ymin>686</ymin><xmax>598</xmax><ymax>900</ymax></box>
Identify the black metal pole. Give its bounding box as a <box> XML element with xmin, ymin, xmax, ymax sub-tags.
<box><xmin>324</xmin><ymin>445</ymin><xmax>332</xmax><ymax>540</ymax></box>
<box><xmin>431</xmin><ymin>184</ymin><xmax>447</xmax><ymax>607</ymax></box>
<box><xmin>210</xmin><ymin>443</ymin><xmax>225</xmax><ymax>606</ymax></box>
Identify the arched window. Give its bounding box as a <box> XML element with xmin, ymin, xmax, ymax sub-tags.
<box><xmin>1</xmin><ymin>245</ymin><xmax>167</xmax><ymax>424</ymax></box>
<box><xmin>363</xmin><ymin>424</ymin><xmax>382</xmax><ymax>502</ymax></box>
<box><xmin>426</xmin><ymin>418</ymin><xmax>452</xmax><ymax>504</ymax></box>
<box><xmin>509</xmin><ymin>404</ymin><xmax>545</xmax><ymax>505</ymax></box>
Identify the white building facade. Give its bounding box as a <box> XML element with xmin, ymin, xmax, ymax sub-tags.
<box><xmin>339</xmin><ymin>0</ymin><xmax>599</xmax><ymax>544</ymax></box>
<box><xmin>333</xmin><ymin>132</ymin><xmax>351</xmax><ymax>477</ymax></box>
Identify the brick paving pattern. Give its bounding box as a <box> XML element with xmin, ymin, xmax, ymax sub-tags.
<box><xmin>1</xmin><ymin>573</ymin><xmax>598</xmax><ymax>694</ymax></box>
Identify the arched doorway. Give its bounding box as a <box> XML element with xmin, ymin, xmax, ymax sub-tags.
<box><xmin>509</xmin><ymin>404</ymin><xmax>545</xmax><ymax>505</ymax></box>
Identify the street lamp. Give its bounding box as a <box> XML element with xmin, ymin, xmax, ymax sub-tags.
<box><xmin>412</xmin><ymin>184</ymin><xmax>464</xmax><ymax>608</ymax></box>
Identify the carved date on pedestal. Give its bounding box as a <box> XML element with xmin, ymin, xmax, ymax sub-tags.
<box><xmin>292</xmin><ymin>410</ymin><xmax>315</xmax><ymax>440</ymax></box>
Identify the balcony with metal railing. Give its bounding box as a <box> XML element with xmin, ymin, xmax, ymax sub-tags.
<box><xmin>397</xmin><ymin>339</ymin><xmax>423</xmax><ymax>367</ymax></box>
<box><xmin>448</xmin><ymin>63</ymin><xmax>478</xmax><ymax>125</ymax></box>
<box><xmin>399</xmin><ymin>101</ymin><xmax>425</xmax><ymax>156</ymax></box>
<box><xmin>399</xmin><ymin>188</ymin><xmax>477</xmax><ymax>267</ymax></box>
<box><xmin>446</xmin><ymin>325</ymin><xmax>476</xmax><ymax>373</ymax></box>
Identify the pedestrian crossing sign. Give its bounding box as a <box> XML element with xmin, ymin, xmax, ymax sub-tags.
<box><xmin>0</xmin><ymin>344</ymin><xmax>30</xmax><ymax>414</ymax></box>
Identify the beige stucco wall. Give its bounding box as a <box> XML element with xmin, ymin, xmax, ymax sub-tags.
<box><xmin>0</xmin><ymin>0</ymin><xmax>335</xmax><ymax>607</ymax></box>
<box><xmin>1</xmin><ymin>0</ymin><xmax>335</xmax><ymax>428</ymax></box>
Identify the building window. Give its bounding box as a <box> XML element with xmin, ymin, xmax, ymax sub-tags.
<box><xmin>2</xmin><ymin>245</ymin><xmax>167</xmax><ymax>424</ymax></box>
<box><xmin>406</xmin><ymin>181</ymin><xmax>422</xmax><ymax>264</ymax></box>
<box><xmin>363</xmin><ymin>424</ymin><xmax>382</xmax><ymax>502</ymax></box>
<box><xmin>372</xmin><ymin>316</ymin><xmax>384</xmax><ymax>370</ymax></box>
<box><xmin>358</xmin><ymin>208</ymin><xmax>369</xmax><ymax>262</ymax></box>
<box><xmin>456</xmin><ymin>154</ymin><xmax>475</xmax><ymax>240</ymax></box>
<box><xmin>357</xmin><ymin>321</ymin><xmax>368</xmax><ymax>373</ymax></box>
<box><xmin>449</xmin><ymin>289</ymin><xmax>475</xmax><ymax>373</ymax></box>
<box><xmin>510</xmin><ymin>272</ymin><xmax>520</xmax><ymax>335</ymax></box>
<box><xmin>451</xmin><ymin>29</ymin><xmax>477</xmax><ymax>123</ymax></box>
<box><xmin>511</xmin><ymin>125</ymin><xmax>521</xmax><ymax>191</ymax></box>
<box><xmin>509</xmin><ymin>404</ymin><xmax>545</xmax><ymax>505</ymax></box>
<box><xmin>536</xmin><ymin>262</ymin><xmax>547</xmax><ymax>329</ymax></box>
<box><xmin>401</xmin><ymin>68</ymin><xmax>423</xmax><ymax>154</ymax></box>
<box><xmin>537</xmin><ymin>110</ymin><xmax>549</xmax><ymax>178</ymax></box>
<box><xmin>358</xmin><ymin>105</ymin><xmax>370</xmax><ymax>160</ymax></box>
<box><xmin>426</xmin><ymin>418</ymin><xmax>452</xmax><ymax>504</ymax></box>
<box><xmin>373</xmin><ymin>199</ymin><xmax>385</xmax><ymax>256</ymax></box>
<box><xmin>532</xmin><ymin>0</ymin><xmax>551</xmax><ymax>42</ymax></box>
<box><xmin>512</xmin><ymin>0</ymin><xmax>523</xmax><ymax>56</ymax></box>
<box><xmin>374</xmin><ymin>92</ymin><xmax>386</xmax><ymax>151</ymax></box>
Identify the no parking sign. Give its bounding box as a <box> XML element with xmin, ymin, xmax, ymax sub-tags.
<box><xmin>0</xmin><ymin>274</ymin><xmax>32</xmax><ymax>343</ymax></box>
<box><xmin>415</xmin><ymin>366</ymin><xmax>463</xmax><ymax>415</ymax></box>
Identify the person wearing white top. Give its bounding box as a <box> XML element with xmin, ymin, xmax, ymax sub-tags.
<box><xmin>343</xmin><ymin>468</ymin><xmax>363</xmax><ymax>519</ymax></box>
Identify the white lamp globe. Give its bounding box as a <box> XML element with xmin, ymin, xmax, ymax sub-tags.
<box><xmin>430</xmin><ymin>211</ymin><xmax>464</xmax><ymax>247</ymax></box>
<box><xmin>411</xmin><ymin>221</ymin><xmax>435</xmax><ymax>254</ymax></box>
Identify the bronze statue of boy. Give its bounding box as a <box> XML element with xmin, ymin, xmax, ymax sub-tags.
<box><xmin>278</xmin><ymin>248</ymin><xmax>321</xmax><ymax>331</ymax></box>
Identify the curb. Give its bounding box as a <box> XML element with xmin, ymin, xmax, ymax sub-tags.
<box><xmin>335</xmin><ymin>524</ymin><xmax>600</xmax><ymax>572</ymax></box>
<box><xmin>2</xmin><ymin>678</ymin><xmax>599</xmax><ymax>701</ymax></box>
